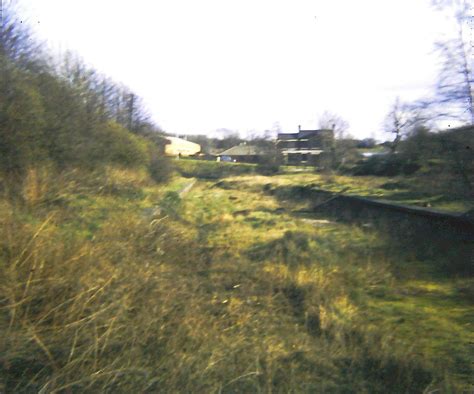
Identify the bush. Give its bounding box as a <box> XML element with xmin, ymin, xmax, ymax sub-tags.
<box><xmin>256</xmin><ymin>154</ymin><xmax>281</xmax><ymax>175</ymax></box>
<box><xmin>0</xmin><ymin>65</ymin><xmax>48</xmax><ymax>177</ymax></box>
<box><xmin>351</xmin><ymin>154</ymin><xmax>420</xmax><ymax>176</ymax></box>
<box><xmin>175</xmin><ymin>159</ymin><xmax>254</xmax><ymax>179</ymax></box>
<box><xmin>148</xmin><ymin>151</ymin><xmax>172</xmax><ymax>183</ymax></box>
<box><xmin>91</xmin><ymin>122</ymin><xmax>148</xmax><ymax>168</ymax></box>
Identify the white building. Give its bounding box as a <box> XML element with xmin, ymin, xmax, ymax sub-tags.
<box><xmin>164</xmin><ymin>137</ymin><xmax>201</xmax><ymax>157</ymax></box>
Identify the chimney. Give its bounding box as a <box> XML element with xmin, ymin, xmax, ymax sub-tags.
<box><xmin>298</xmin><ymin>125</ymin><xmax>301</xmax><ymax>131</ymax></box>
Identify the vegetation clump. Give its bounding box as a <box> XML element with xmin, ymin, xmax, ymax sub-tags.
<box><xmin>175</xmin><ymin>159</ymin><xmax>255</xmax><ymax>179</ymax></box>
<box><xmin>0</xmin><ymin>4</ymin><xmax>171</xmax><ymax>197</ymax></box>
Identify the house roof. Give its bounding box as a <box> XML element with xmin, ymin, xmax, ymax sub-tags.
<box><xmin>218</xmin><ymin>144</ymin><xmax>268</xmax><ymax>156</ymax></box>
<box><xmin>277</xmin><ymin>129</ymin><xmax>333</xmax><ymax>140</ymax></box>
<box><xmin>277</xmin><ymin>133</ymin><xmax>299</xmax><ymax>141</ymax></box>
<box><xmin>164</xmin><ymin>137</ymin><xmax>201</xmax><ymax>156</ymax></box>
<box><xmin>165</xmin><ymin>136</ymin><xmax>200</xmax><ymax>148</ymax></box>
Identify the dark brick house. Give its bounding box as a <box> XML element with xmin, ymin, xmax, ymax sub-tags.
<box><xmin>276</xmin><ymin>126</ymin><xmax>334</xmax><ymax>165</ymax></box>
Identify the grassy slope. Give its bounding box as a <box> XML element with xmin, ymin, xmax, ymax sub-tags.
<box><xmin>228</xmin><ymin>172</ymin><xmax>473</xmax><ymax>212</ymax></box>
<box><xmin>177</xmin><ymin>159</ymin><xmax>473</xmax><ymax>212</ymax></box>
<box><xmin>1</xmin><ymin>164</ymin><xmax>472</xmax><ymax>392</ymax></box>
<box><xmin>180</xmin><ymin>174</ymin><xmax>473</xmax><ymax>391</ymax></box>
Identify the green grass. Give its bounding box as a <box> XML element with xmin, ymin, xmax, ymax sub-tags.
<box><xmin>222</xmin><ymin>171</ymin><xmax>473</xmax><ymax>212</ymax></box>
<box><xmin>174</xmin><ymin>159</ymin><xmax>473</xmax><ymax>212</ymax></box>
<box><xmin>1</xmin><ymin>165</ymin><xmax>472</xmax><ymax>392</ymax></box>
<box><xmin>174</xmin><ymin>158</ymin><xmax>255</xmax><ymax>179</ymax></box>
<box><xmin>180</xmin><ymin>175</ymin><xmax>473</xmax><ymax>391</ymax></box>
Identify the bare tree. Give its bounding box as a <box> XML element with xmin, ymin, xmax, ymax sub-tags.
<box><xmin>0</xmin><ymin>1</ymin><xmax>46</xmax><ymax>71</ymax></box>
<box><xmin>318</xmin><ymin>111</ymin><xmax>349</xmax><ymax>139</ymax></box>
<box><xmin>424</xmin><ymin>0</ymin><xmax>473</xmax><ymax>124</ymax></box>
<box><xmin>317</xmin><ymin>112</ymin><xmax>357</xmax><ymax>170</ymax></box>
<box><xmin>384</xmin><ymin>98</ymin><xmax>429</xmax><ymax>153</ymax></box>
<box><xmin>125</xmin><ymin>92</ymin><xmax>151</xmax><ymax>133</ymax></box>
<box><xmin>214</xmin><ymin>129</ymin><xmax>242</xmax><ymax>150</ymax></box>
<box><xmin>384</xmin><ymin>98</ymin><xmax>413</xmax><ymax>153</ymax></box>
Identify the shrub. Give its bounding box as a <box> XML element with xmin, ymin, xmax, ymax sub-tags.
<box><xmin>91</xmin><ymin>122</ymin><xmax>148</xmax><ymax>168</ymax></box>
<box><xmin>256</xmin><ymin>153</ymin><xmax>281</xmax><ymax>175</ymax></box>
<box><xmin>148</xmin><ymin>151</ymin><xmax>172</xmax><ymax>183</ymax></box>
<box><xmin>0</xmin><ymin>66</ymin><xmax>48</xmax><ymax>177</ymax></box>
<box><xmin>351</xmin><ymin>154</ymin><xmax>420</xmax><ymax>176</ymax></box>
<box><xmin>175</xmin><ymin>159</ymin><xmax>254</xmax><ymax>179</ymax></box>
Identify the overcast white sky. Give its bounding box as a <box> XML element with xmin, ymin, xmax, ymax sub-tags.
<box><xmin>17</xmin><ymin>0</ymin><xmax>460</xmax><ymax>139</ymax></box>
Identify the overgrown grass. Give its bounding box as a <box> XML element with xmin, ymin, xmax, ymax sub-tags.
<box><xmin>223</xmin><ymin>171</ymin><xmax>474</xmax><ymax>212</ymax></box>
<box><xmin>174</xmin><ymin>158</ymin><xmax>255</xmax><ymax>179</ymax></box>
<box><xmin>175</xmin><ymin>159</ymin><xmax>473</xmax><ymax>211</ymax></box>
<box><xmin>181</xmin><ymin>177</ymin><xmax>473</xmax><ymax>391</ymax></box>
<box><xmin>1</xmin><ymin>166</ymin><xmax>472</xmax><ymax>392</ymax></box>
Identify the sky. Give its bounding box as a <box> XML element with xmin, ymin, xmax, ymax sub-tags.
<box><xmin>16</xmin><ymin>0</ymin><xmax>461</xmax><ymax>140</ymax></box>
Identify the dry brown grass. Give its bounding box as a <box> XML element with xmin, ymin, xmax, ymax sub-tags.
<box><xmin>1</xmin><ymin>167</ymin><xmax>471</xmax><ymax>392</ymax></box>
<box><xmin>0</xmin><ymin>167</ymin><xmax>194</xmax><ymax>391</ymax></box>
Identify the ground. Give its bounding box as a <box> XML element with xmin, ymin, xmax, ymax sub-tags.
<box><xmin>175</xmin><ymin>167</ymin><xmax>473</xmax><ymax>391</ymax></box>
<box><xmin>1</xmin><ymin>164</ymin><xmax>472</xmax><ymax>392</ymax></box>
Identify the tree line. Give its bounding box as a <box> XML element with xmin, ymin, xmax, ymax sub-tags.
<box><xmin>0</xmin><ymin>3</ymin><xmax>170</xmax><ymax>196</ymax></box>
